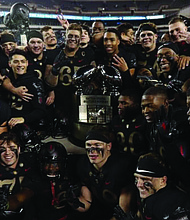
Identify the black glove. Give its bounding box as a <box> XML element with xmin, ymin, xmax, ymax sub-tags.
<box><xmin>52</xmin><ymin>51</ymin><xmax>65</xmax><ymax>76</ymax></box>
<box><xmin>166</xmin><ymin>79</ymin><xmax>183</xmax><ymax>101</ymax></box>
<box><xmin>0</xmin><ymin>186</ymin><xmax>9</xmax><ymax>213</ymax></box>
<box><xmin>113</xmin><ymin>205</ymin><xmax>137</xmax><ymax>220</ymax></box>
<box><xmin>164</xmin><ymin>206</ymin><xmax>190</xmax><ymax>220</ymax></box>
<box><xmin>153</xmin><ymin>105</ymin><xmax>174</xmax><ymax>141</ymax></box>
<box><xmin>66</xmin><ymin>185</ymin><xmax>85</xmax><ymax>209</ymax></box>
<box><xmin>149</xmin><ymin>105</ymin><xmax>173</xmax><ymax>152</ymax></box>
<box><xmin>167</xmin><ymin>79</ymin><xmax>183</xmax><ymax>93</ymax></box>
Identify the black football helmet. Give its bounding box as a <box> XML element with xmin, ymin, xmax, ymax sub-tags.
<box><xmin>4</xmin><ymin>3</ymin><xmax>30</xmax><ymax>30</ymax></box>
<box><xmin>39</xmin><ymin>141</ymin><xmax>67</xmax><ymax>178</ymax></box>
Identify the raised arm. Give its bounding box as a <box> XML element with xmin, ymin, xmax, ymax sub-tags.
<box><xmin>44</xmin><ymin>64</ymin><xmax>59</xmax><ymax>87</ymax></box>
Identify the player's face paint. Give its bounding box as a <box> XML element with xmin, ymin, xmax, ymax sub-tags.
<box><xmin>0</xmin><ymin>140</ymin><xmax>20</xmax><ymax>169</ymax></box>
<box><xmin>42</xmin><ymin>28</ymin><xmax>57</xmax><ymax>46</ymax></box>
<box><xmin>1</xmin><ymin>42</ymin><xmax>17</xmax><ymax>56</ymax></box>
<box><xmin>85</xmin><ymin>140</ymin><xmax>111</xmax><ymax>169</ymax></box>
<box><xmin>139</xmin><ymin>31</ymin><xmax>157</xmax><ymax>51</ymax></box>
<box><xmin>66</xmin><ymin>30</ymin><xmax>81</xmax><ymax>51</ymax></box>
<box><xmin>157</xmin><ymin>47</ymin><xmax>178</xmax><ymax>73</ymax></box>
<box><xmin>134</xmin><ymin>173</ymin><xmax>161</xmax><ymax>199</ymax></box>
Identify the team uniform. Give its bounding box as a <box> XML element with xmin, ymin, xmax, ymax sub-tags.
<box><xmin>31</xmin><ymin>175</ymin><xmax>76</xmax><ymax>220</ymax></box>
<box><xmin>126</xmin><ymin>43</ymin><xmax>161</xmax><ymax>79</ymax></box>
<box><xmin>26</xmin><ymin>49</ymin><xmax>55</xmax><ymax>95</ymax></box>
<box><xmin>52</xmin><ymin>47</ymin><xmax>95</xmax><ymax>120</ymax></box>
<box><xmin>8</xmin><ymin>71</ymin><xmax>46</xmax><ymax>128</ymax></box>
<box><xmin>95</xmin><ymin>47</ymin><xmax>137</xmax><ymax>90</ymax></box>
<box><xmin>131</xmin><ymin>44</ymin><xmax>160</xmax><ymax>69</ymax></box>
<box><xmin>30</xmin><ymin>141</ymin><xmax>83</xmax><ymax>220</ymax></box>
<box><xmin>140</xmin><ymin>184</ymin><xmax>190</xmax><ymax>220</ymax></box>
<box><xmin>175</xmin><ymin>41</ymin><xmax>190</xmax><ymax>56</ymax></box>
<box><xmin>77</xmin><ymin>153</ymin><xmax>136</xmax><ymax>220</ymax></box>
<box><xmin>0</xmin><ymin>153</ymin><xmax>35</xmax><ymax>220</ymax></box>
<box><xmin>111</xmin><ymin>113</ymin><xmax>148</xmax><ymax>156</ymax></box>
<box><xmin>26</xmin><ymin>50</ymin><xmax>47</xmax><ymax>79</ymax></box>
<box><xmin>148</xmin><ymin>106</ymin><xmax>190</xmax><ymax>156</ymax></box>
<box><xmin>158</xmin><ymin>64</ymin><xmax>190</xmax><ymax>84</ymax></box>
<box><xmin>45</xmin><ymin>46</ymin><xmax>62</xmax><ymax>65</ymax></box>
<box><xmin>26</xmin><ymin>48</ymin><xmax>60</xmax><ymax>131</ymax></box>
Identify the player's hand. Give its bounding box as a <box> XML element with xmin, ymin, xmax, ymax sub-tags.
<box><xmin>8</xmin><ymin>117</ymin><xmax>25</xmax><ymax>129</ymax></box>
<box><xmin>178</xmin><ymin>55</ymin><xmax>190</xmax><ymax>70</ymax></box>
<box><xmin>14</xmin><ymin>86</ymin><xmax>33</xmax><ymax>102</ymax></box>
<box><xmin>46</xmin><ymin>90</ymin><xmax>55</xmax><ymax>106</ymax></box>
<box><xmin>178</xmin><ymin>31</ymin><xmax>190</xmax><ymax>44</ymax></box>
<box><xmin>112</xmin><ymin>54</ymin><xmax>129</xmax><ymax>72</ymax></box>
<box><xmin>57</xmin><ymin>13</ymin><xmax>69</xmax><ymax>29</ymax></box>
<box><xmin>0</xmin><ymin>186</ymin><xmax>9</xmax><ymax>213</ymax></box>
